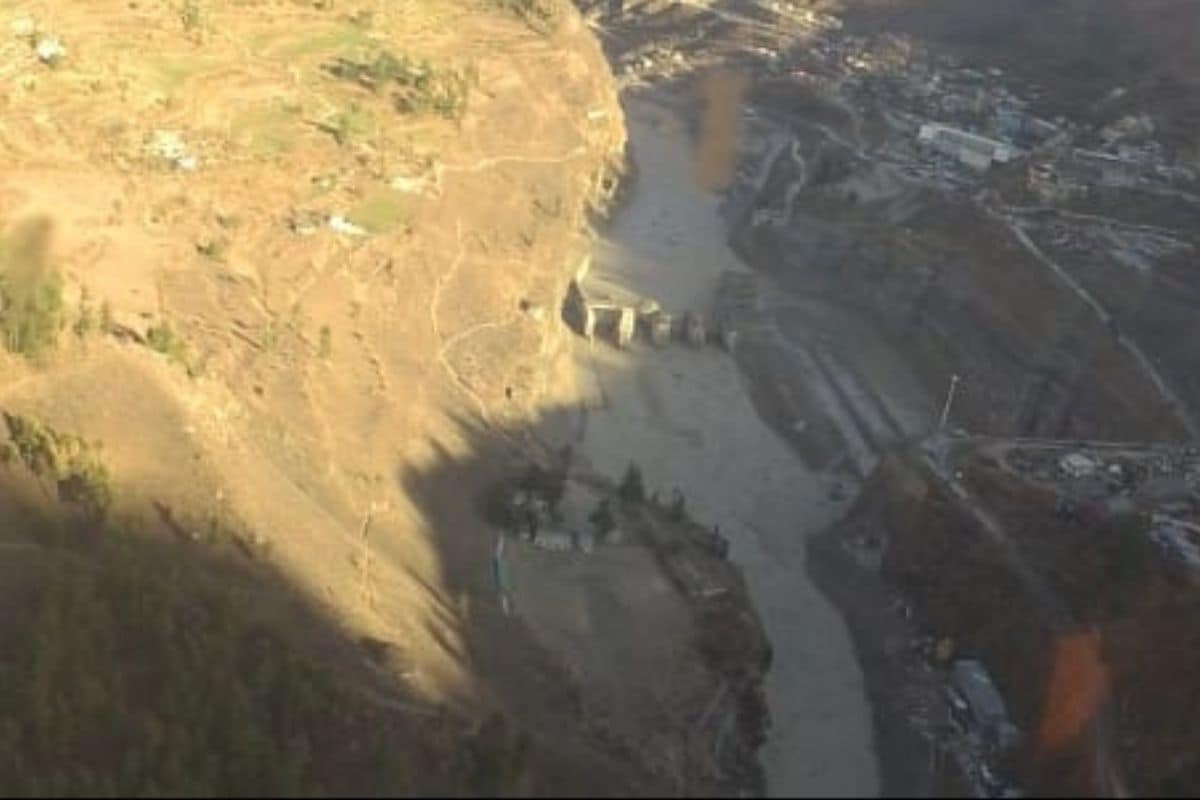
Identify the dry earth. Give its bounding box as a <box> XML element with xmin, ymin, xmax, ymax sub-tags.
<box><xmin>0</xmin><ymin>0</ymin><xmax>703</xmax><ymax>792</ymax></box>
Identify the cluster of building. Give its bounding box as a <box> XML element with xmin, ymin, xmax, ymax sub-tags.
<box><xmin>507</xmin><ymin>479</ymin><xmax>620</xmax><ymax>554</ymax></box>
<box><xmin>916</xmin><ymin>123</ymin><xmax>1020</xmax><ymax>172</ymax></box>
<box><xmin>1003</xmin><ymin>444</ymin><xmax>1200</xmax><ymax>574</ymax></box>
<box><xmin>1028</xmin><ymin>142</ymin><xmax>1198</xmax><ymax>202</ymax></box>
<box><xmin>767</xmin><ymin>3</ymin><xmax>1200</xmax><ymax>199</ymax></box>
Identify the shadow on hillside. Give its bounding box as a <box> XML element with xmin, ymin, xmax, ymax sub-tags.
<box><xmin>0</xmin><ymin>395</ymin><xmax>665</xmax><ymax>798</ymax></box>
<box><xmin>394</xmin><ymin>406</ymin><xmax>670</xmax><ymax>797</ymax></box>
<box><xmin>0</xmin><ymin>419</ymin><xmax>578</xmax><ymax>797</ymax></box>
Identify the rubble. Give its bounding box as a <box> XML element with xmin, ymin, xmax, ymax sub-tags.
<box><xmin>327</xmin><ymin>215</ymin><xmax>368</xmax><ymax>236</ymax></box>
<box><xmin>34</xmin><ymin>36</ymin><xmax>64</xmax><ymax>66</ymax></box>
<box><xmin>146</xmin><ymin>130</ymin><xmax>200</xmax><ymax>172</ymax></box>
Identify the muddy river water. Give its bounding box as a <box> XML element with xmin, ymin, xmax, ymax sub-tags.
<box><xmin>570</xmin><ymin>92</ymin><xmax>880</xmax><ymax>796</ymax></box>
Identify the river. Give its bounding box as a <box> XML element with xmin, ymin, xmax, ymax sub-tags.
<box><xmin>569</xmin><ymin>91</ymin><xmax>880</xmax><ymax>796</ymax></box>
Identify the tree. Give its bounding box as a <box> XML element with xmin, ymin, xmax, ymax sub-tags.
<box><xmin>618</xmin><ymin>463</ymin><xmax>645</xmax><ymax>505</ymax></box>
<box><xmin>520</xmin><ymin>463</ymin><xmax>565</xmax><ymax>513</ymax></box>
<box><xmin>588</xmin><ymin>498</ymin><xmax>615</xmax><ymax>538</ymax></box>
<box><xmin>542</xmin><ymin>471</ymin><xmax>566</xmax><ymax>513</ymax></box>
<box><xmin>668</xmin><ymin>489</ymin><xmax>687</xmax><ymax>522</ymax></box>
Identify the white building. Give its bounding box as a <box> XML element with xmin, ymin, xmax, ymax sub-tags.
<box><xmin>1059</xmin><ymin>452</ymin><xmax>1098</xmax><ymax>478</ymax></box>
<box><xmin>532</xmin><ymin>529</ymin><xmax>575</xmax><ymax>552</ymax></box>
<box><xmin>918</xmin><ymin>123</ymin><xmax>1020</xmax><ymax>171</ymax></box>
<box><xmin>1070</xmin><ymin>148</ymin><xmax>1140</xmax><ymax>189</ymax></box>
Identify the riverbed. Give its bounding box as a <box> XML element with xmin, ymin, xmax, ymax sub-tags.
<box><xmin>569</xmin><ymin>91</ymin><xmax>880</xmax><ymax>797</ymax></box>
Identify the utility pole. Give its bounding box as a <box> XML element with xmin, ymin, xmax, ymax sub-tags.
<box><xmin>937</xmin><ymin>373</ymin><xmax>960</xmax><ymax>434</ymax></box>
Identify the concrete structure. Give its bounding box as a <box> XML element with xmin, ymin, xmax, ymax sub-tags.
<box><xmin>563</xmin><ymin>276</ymin><xmax>662</xmax><ymax>349</ymax></box>
<box><xmin>918</xmin><ymin>123</ymin><xmax>1020</xmax><ymax>171</ymax></box>
<box><xmin>581</xmin><ymin>303</ymin><xmax>597</xmax><ymax>341</ymax></box>
<box><xmin>717</xmin><ymin>319</ymin><xmax>739</xmax><ymax>353</ymax></box>
<box><xmin>532</xmin><ymin>529</ymin><xmax>574</xmax><ymax>552</ymax></box>
<box><xmin>948</xmin><ymin>659</ymin><xmax>1021</xmax><ymax>753</ymax></box>
<box><xmin>1070</xmin><ymin>148</ymin><xmax>1140</xmax><ymax>189</ymax></box>
<box><xmin>646</xmin><ymin>311</ymin><xmax>673</xmax><ymax>348</ymax></box>
<box><xmin>1060</xmin><ymin>453</ymin><xmax>1098</xmax><ymax>478</ymax></box>
<box><xmin>683</xmin><ymin>311</ymin><xmax>706</xmax><ymax>347</ymax></box>
<box><xmin>995</xmin><ymin>109</ymin><xmax>1059</xmax><ymax>148</ymax></box>
<box><xmin>615</xmin><ymin>306</ymin><xmax>636</xmax><ymax>349</ymax></box>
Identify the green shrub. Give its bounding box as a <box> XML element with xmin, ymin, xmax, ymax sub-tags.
<box><xmin>2</xmin><ymin>412</ymin><xmax>112</xmax><ymax>520</ymax></box>
<box><xmin>195</xmin><ymin>236</ymin><xmax>228</xmax><ymax>262</ymax></box>
<box><xmin>0</xmin><ymin>217</ymin><xmax>63</xmax><ymax>358</ymax></box>
<box><xmin>519</xmin><ymin>463</ymin><xmax>565</xmax><ymax>511</ymax></box>
<box><xmin>0</xmin><ymin>270</ymin><xmax>63</xmax><ymax>356</ymax></box>
<box><xmin>318</xmin><ymin>325</ymin><xmax>332</xmax><ymax>359</ymax></box>
<box><xmin>319</xmin><ymin>104</ymin><xmax>374</xmax><ymax>146</ymax></box>
<box><xmin>146</xmin><ymin>322</ymin><xmax>190</xmax><ymax>369</ymax></box>
<box><xmin>181</xmin><ymin>0</ymin><xmax>203</xmax><ymax>31</ymax></box>
<box><xmin>326</xmin><ymin>50</ymin><xmax>471</xmax><ymax>120</ymax></box>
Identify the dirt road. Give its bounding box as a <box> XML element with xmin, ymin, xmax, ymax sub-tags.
<box><xmin>571</xmin><ymin>93</ymin><xmax>879</xmax><ymax>796</ymax></box>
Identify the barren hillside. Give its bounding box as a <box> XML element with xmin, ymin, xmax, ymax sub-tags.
<box><xmin>0</xmin><ymin>0</ymin><xmax>711</xmax><ymax>793</ymax></box>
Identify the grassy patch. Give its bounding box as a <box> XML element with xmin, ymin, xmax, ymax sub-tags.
<box><xmin>0</xmin><ymin>217</ymin><xmax>63</xmax><ymax>358</ymax></box>
<box><xmin>318</xmin><ymin>104</ymin><xmax>375</xmax><ymax>146</ymax></box>
<box><xmin>180</xmin><ymin>0</ymin><xmax>203</xmax><ymax>31</ymax></box>
<box><xmin>0</xmin><ymin>412</ymin><xmax>112</xmax><ymax>521</ymax></box>
<box><xmin>346</xmin><ymin>188</ymin><xmax>412</xmax><ymax>233</ymax></box>
<box><xmin>146</xmin><ymin>322</ymin><xmax>201</xmax><ymax>377</ymax></box>
<box><xmin>275</xmin><ymin>25</ymin><xmax>370</xmax><ymax>60</ymax></box>
<box><xmin>325</xmin><ymin>50</ymin><xmax>472</xmax><ymax>120</ymax></box>
<box><xmin>231</xmin><ymin>105</ymin><xmax>299</xmax><ymax>157</ymax></box>
<box><xmin>318</xmin><ymin>325</ymin><xmax>332</xmax><ymax>359</ymax></box>
<box><xmin>195</xmin><ymin>236</ymin><xmax>229</xmax><ymax>262</ymax></box>
<box><xmin>149</xmin><ymin>56</ymin><xmax>212</xmax><ymax>94</ymax></box>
